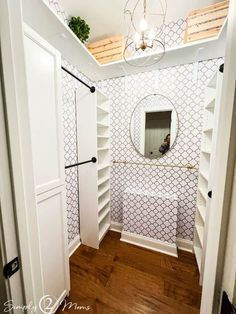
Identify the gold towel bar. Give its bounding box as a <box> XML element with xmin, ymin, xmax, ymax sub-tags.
<box><xmin>112</xmin><ymin>160</ymin><xmax>196</xmax><ymax>170</ymax></box>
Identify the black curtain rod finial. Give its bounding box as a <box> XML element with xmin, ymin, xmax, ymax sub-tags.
<box><xmin>90</xmin><ymin>86</ymin><xmax>96</xmax><ymax>93</ymax></box>
<box><xmin>219</xmin><ymin>63</ymin><xmax>224</xmax><ymax>73</ymax></box>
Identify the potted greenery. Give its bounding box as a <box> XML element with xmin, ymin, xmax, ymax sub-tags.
<box><xmin>68</xmin><ymin>16</ymin><xmax>90</xmax><ymax>43</ymax></box>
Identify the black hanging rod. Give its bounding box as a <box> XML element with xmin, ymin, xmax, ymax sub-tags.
<box><xmin>65</xmin><ymin>157</ymin><xmax>97</xmax><ymax>169</ymax></box>
<box><xmin>61</xmin><ymin>66</ymin><xmax>96</xmax><ymax>93</ymax></box>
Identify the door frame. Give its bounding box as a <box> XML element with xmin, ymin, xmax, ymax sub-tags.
<box><xmin>0</xmin><ymin>0</ymin><xmax>41</xmax><ymax>308</ymax></box>
<box><xmin>200</xmin><ymin>0</ymin><xmax>236</xmax><ymax>312</ymax></box>
<box><xmin>0</xmin><ymin>66</ymin><xmax>25</xmax><ymax>313</ymax></box>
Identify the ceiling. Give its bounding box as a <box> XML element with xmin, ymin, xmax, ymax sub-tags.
<box><xmin>59</xmin><ymin>0</ymin><xmax>221</xmax><ymax>42</ymax></box>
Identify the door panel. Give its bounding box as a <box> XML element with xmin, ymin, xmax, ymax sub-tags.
<box><xmin>24</xmin><ymin>25</ymin><xmax>69</xmax><ymax>312</ymax></box>
<box><xmin>24</xmin><ymin>32</ymin><xmax>64</xmax><ymax>195</ymax></box>
<box><xmin>37</xmin><ymin>187</ymin><xmax>67</xmax><ymax>300</ymax></box>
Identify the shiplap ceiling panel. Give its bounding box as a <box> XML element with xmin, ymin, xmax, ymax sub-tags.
<box><xmin>58</xmin><ymin>0</ymin><xmax>222</xmax><ymax>41</ymax></box>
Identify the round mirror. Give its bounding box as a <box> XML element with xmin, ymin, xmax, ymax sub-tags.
<box><xmin>130</xmin><ymin>94</ymin><xmax>178</xmax><ymax>159</ymax></box>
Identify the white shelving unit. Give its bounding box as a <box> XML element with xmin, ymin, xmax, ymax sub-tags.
<box><xmin>193</xmin><ymin>66</ymin><xmax>223</xmax><ymax>284</ymax></box>
<box><xmin>97</xmin><ymin>92</ymin><xmax>111</xmax><ymax>244</ymax></box>
<box><xmin>22</xmin><ymin>0</ymin><xmax>227</xmax><ymax>81</ymax></box>
<box><xmin>77</xmin><ymin>85</ymin><xmax>111</xmax><ymax>249</ymax></box>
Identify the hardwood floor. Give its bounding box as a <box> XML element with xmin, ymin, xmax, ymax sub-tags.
<box><xmin>57</xmin><ymin>231</ymin><xmax>201</xmax><ymax>314</ymax></box>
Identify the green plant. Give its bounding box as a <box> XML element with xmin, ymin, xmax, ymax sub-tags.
<box><xmin>68</xmin><ymin>16</ymin><xmax>90</xmax><ymax>43</ymax></box>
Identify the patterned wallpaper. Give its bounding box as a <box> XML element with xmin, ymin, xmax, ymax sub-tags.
<box><xmin>45</xmin><ymin>0</ymin><xmax>223</xmax><ymax>243</ymax></box>
<box><xmin>61</xmin><ymin>59</ymin><xmax>93</xmax><ymax>244</ymax></box>
<box><xmin>123</xmin><ymin>188</ymin><xmax>178</xmax><ymax>244</ymax></box>
<box><xmin>97</xmin><ymin>59</ymin><xmax>223</xmax><ymax>241</ymax></box>
<box><xmin>62</xmin><ymin>61</ymin><xmax>80</xmax><ymax>244</ymax></box>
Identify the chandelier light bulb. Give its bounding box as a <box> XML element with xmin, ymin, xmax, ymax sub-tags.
<box><xmin>139</xmin><ymin>18</ymin><xmax>148</xmax><ymax>32</ymax></box>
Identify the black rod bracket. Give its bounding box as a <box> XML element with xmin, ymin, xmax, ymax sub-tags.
<box><xmin>219</xmin><ymin>63</ymin><xmax>224</xmax><ymax>73</ymax></box>
<box><xmin>65</xmin><ymin>157</ymin><xmax>97</xmax><ymax>169</ymax></box>
<box><xmin>61</xmin><ymin>66</ymin><xmax>96</xmax><ymax>93</ymax></box>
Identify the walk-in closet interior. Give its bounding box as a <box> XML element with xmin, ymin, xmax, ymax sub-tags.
<box><xmin>1</xmin><ymin>0</ymin><xmax>236</xmax><ymax>313</ymax></box>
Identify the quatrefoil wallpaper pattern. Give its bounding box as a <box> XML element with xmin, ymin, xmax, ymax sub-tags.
<box><xmin>123</xmin><ymin>189</ymin><xmax>178</xmax><ymax>244</ymax></box>
<box><xmin>47</xmin><ymin>0</ymin><xmax>223</xmax><ymax>243</ymax></box>
<box><xmin>97</xmin><ymin>58</ymin><xmax>223</xmax><ymax>241</ymax></box>
<box><xmin>61</xmin><ymin>59</ymin><xmax>91</xmax><ymax>244</ymax></box>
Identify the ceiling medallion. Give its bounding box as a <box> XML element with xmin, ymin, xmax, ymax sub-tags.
<box><xmin>123</xmin><ymin>0</ymin><xmax>167</xmax><ymax>67</ymax></box>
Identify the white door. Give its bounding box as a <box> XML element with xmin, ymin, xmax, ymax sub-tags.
<box><xmin>24</xmin><ymin>25</ymin><xmax>70</xmax><ymax>312</ymax></box>
<box><xmin>0</xmin><ymin>62</ymin><xmax>24</xmax><ymax>313</ymax></box>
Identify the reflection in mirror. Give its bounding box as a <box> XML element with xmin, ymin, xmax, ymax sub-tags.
<box><xmin>130</xmin><ymin>94</ymin><xmax>178</xmax><ymax>159</ymax></box>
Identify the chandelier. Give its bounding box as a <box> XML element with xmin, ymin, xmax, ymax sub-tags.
<box><xmin>123</xmin><ymin>0</ymin><xmax>167</xmax><ymax>67</ymax></box>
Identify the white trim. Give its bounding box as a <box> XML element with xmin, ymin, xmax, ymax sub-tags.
<box><xmin>51</xmin><ymin>290</ymin><xmax>67</xmax><ymax>313</ymax></box>
<box><xmin>110</xmin><ymin>221</ymin><xmax>123</xmax><ymax>233</ymax></box>
<box><xmin>69</xmin><ymin>235</ymin><xmax>81</xmax><ymax>257</ymax></box>
<box><xmin>110</xmin><ymin>222</ymin><xmax>193</xmax><ymax>254</ymax></box>
<box><xmin>176</xmin><ymin>238</ymin><xmax>193</xmax><ymax>253</ymax></box>
<box><xmin>0</xmin><ymin>0</ymin><xmax>41</xmax><ymax>305</ymax></box>
<box><xmin>121</xmin><ymin>231</ymin><xmax>178</xmax><ymax>257</ymax></box>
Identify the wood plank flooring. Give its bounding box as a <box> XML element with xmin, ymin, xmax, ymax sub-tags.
<box><xmin>57</xmin><ymin>231</ymin><xmax>201</xmax><ymax>314</ymax></box>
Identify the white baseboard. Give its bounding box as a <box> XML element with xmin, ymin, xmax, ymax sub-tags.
<box><xmin>110</xmin><ymin>222</ymin><xmax>193</xmax><ymax>254</ymax></box>
<box><xmin>121</xmin><ymin>231</ymin><xmax>178</xmax><ymax>257</ymax></box>
<box><xmin>52</xmin><ymin>289</ymin><xmax>67</xmax><ymax>313</ymax></box>
<box><xmin>176</xmin><ymin>237</ymin><xmax>193</xmax><ymax>253</ymax></box>
<box><xmin>110</xmin><ymin>221</ymin><xmax>123</xmax><ymax>233</ymax></box>
<box><xmin>69</xmin><ymin>235</ymin><xmax>81</xmax><ymax>257</ymax></box>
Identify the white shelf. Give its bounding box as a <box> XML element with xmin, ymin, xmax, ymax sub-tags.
<box><xmin>207</xmin><ymin>72</ymin><xmax>218</xmax><ymax>89</ymax></box>
<box><xmin>98</xmin><ymin>164</ymin><xmax>110</xmax><ymax>171</ymax></box>
<box><xmin>98</xmin><ymin>185</ymin><xmax>110</xmax><ymax>198</ymax></box>
<box><xmin>22</xmin><ymin>0</ymin><xmax>227</xmax><ymax>81</ymax></box>
<box><xmin>97</xmin><ymin>106</ymin><xmax>109</xmax><ymax>114</ymax></box>
<box><xmin>97</xmin><ymin>147</ymin><xmax>109</xmax><ymax>151</ymax></box>
<box><xmin>97</xmin><ymin>135</ymin><xmax>109</xmax><ymax>139</ymax></box>
<box><xmin>202</xmin><ymin>148</ymin><xmax>211</xmax><ymax>155</ymax></box>
<box><xmin>199</xmin><ymin>186</ymin><xmax>207</xmax><ymax>201</ymax></box>
<box><xmin>200</xmin><ymin>170</ymin><xmax>209</xmax><ymax>182</ymax></box>
<box><xmin>97</xmin><ymin>91</ymin><xmax>108</xmax><ymax>104</ymax></box>
<box><xmin>97</xmin><ymin>122</ymin><xmax>109</xmax><ymax>128</ymax></box>
<box><xmin>195</xmin><ymin>224</ymin><xmax>204</xmax><ymax>247</ymax></box>
<box><xmin>197</xmin><ymin>204</ymin><xmax>206</xmax><ymax>224</ymax></box>
<box><xmin>98</xmin><ymin>175</ymin><xmax>110</xmax><ymax>186</ymax></box>
<box><xmin>98</xmin><ymin>198</ymin><xmax>110</xmax><ymax>213</ymax></box>
<box><xmin>203</xmin><ymin>127</ymin><xmax>213</xmax><ymax>133</ymax></box>
<box><xmin>205</xmin><ymin>99</ymin><xmax>215</xmax><ymax>110</ymax></box>
<box><xmin>98</xmin><ymin>207</ymin><xmax>110</xmax><ymax>224</ymax></box>
<box><xmin>99</xmin><ymin>222</ymin><xmax>110</xmax><ymax>242</ymax></box>
<box><xmin>98</xmin><ymin>24</ymin><xmax>227</xmax><ymax>80</ymax></box>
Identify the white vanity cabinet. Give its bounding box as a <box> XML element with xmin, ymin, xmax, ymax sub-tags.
<box><xmin>193</xmin><ymin>65</ymin><xmax>223</xmax><ymax>284</ymax></box>
<box><xmin>24</xmin><ymin>25</ymin><xmax>69</xmax><ymax>312</ymax></box>
<box><xmin>77</xmin><ymin>86</ymin><xmax>111</xmax><ymax>249</ymax></box>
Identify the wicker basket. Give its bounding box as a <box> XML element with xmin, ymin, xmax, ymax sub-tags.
<box><xmin>184</xmin><ymin>0</ymin><xmax>229</xmax><ymax>43</ymax></box>
<box><xmin>87</xmin><ymin>35</ymin><xmax>124</xmax><ymax>65</ymax></box>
